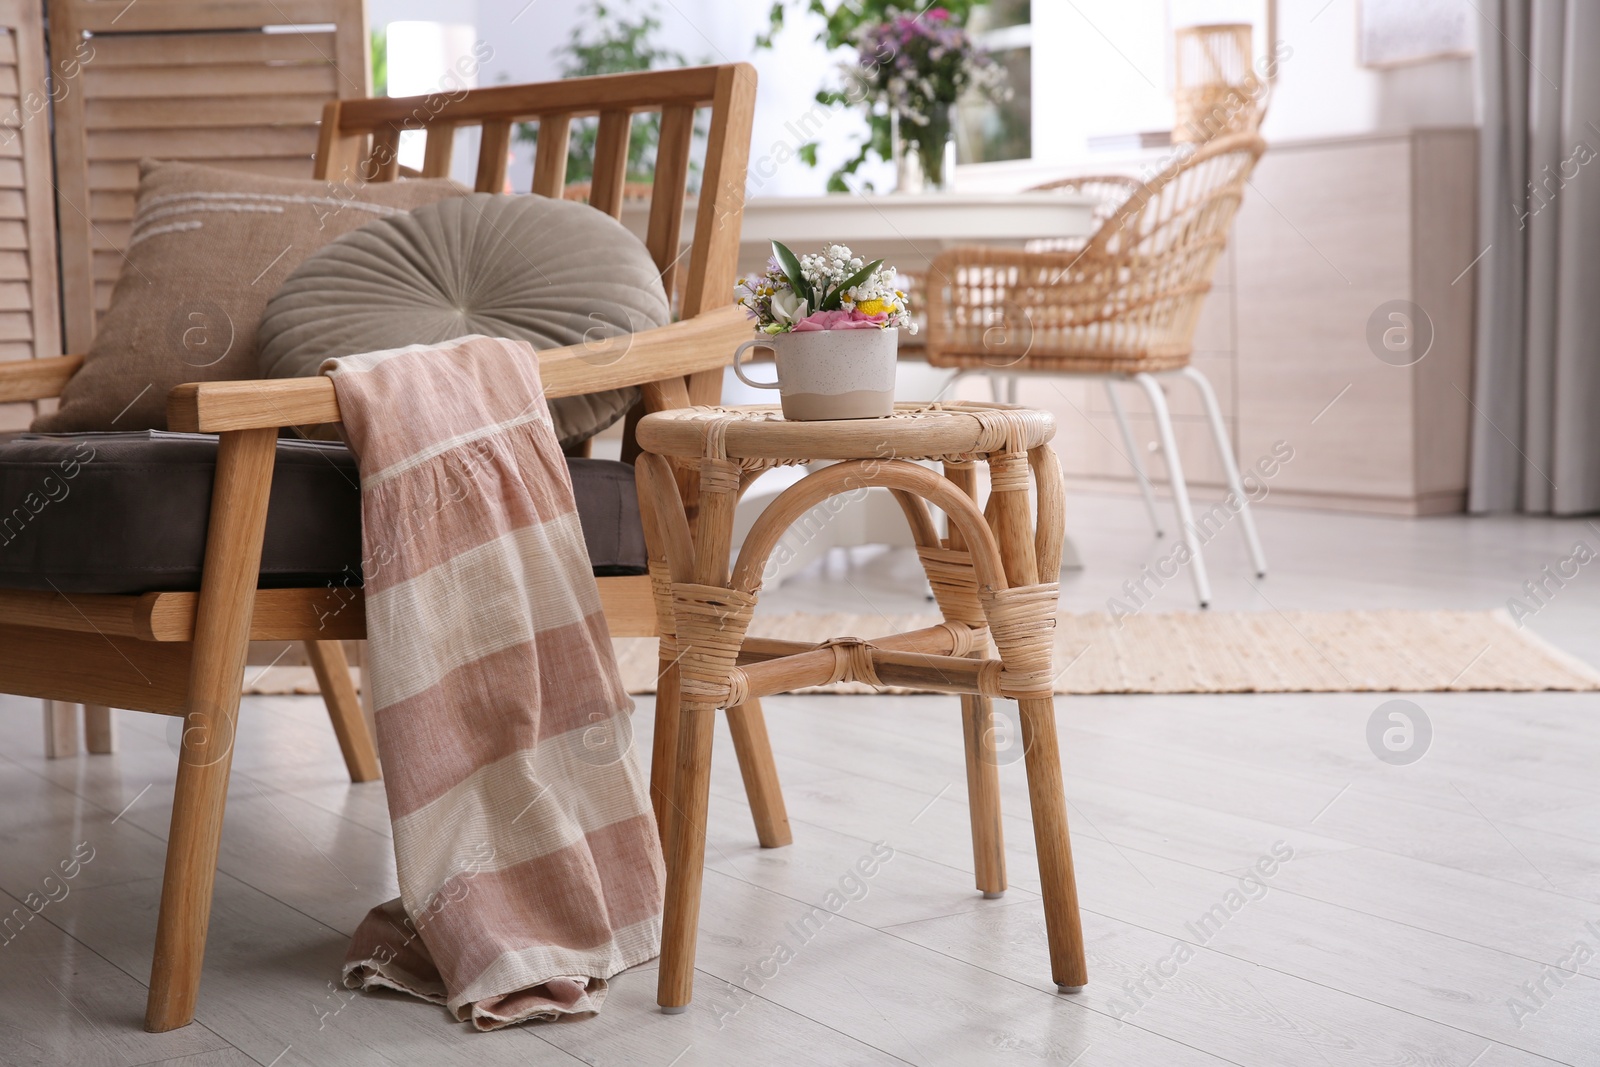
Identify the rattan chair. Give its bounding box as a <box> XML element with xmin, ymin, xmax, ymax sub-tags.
<box><xmin>923</xmin><ymin>133</ymin><xmax>1268</xmax><ymax>607</ymax></box>
<box><xmin>1022</xmin><ymin>174</ymin><xmax>1143</xmax><ymax>253</ymax></box>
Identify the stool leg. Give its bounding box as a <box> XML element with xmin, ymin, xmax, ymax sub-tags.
<box><xmin>985</xmin><ymin>445</ymin><xmax>1086</xmax><ymax>992</ymax></box>
<box><xmin>1018</xmin><ymin>695</ymin><xmax>1088</xmax><ymax>992</ymax></box>
<box><xmin>961</xmin><ymin>693</ymin><xmax>1007</xmax><ymax>897</ymax></box>
<box><xmin>650</xmin><ymin>656</ymin><xmax>682</xmax><ymax>850</ymax></box>
<box><xmin>725</xmin><ymin>698</ymin><xmax>792</xmax><ymax>848</ymax></box>
<box><xmin>657</xmin><ymin>699</ymin><xmax>716</xmax><ymax>1013</ymax></box>
<box><xmin>942</xmin><ymin>460</ymin><xmax>1007</xmax><ymax>896</ymax></box>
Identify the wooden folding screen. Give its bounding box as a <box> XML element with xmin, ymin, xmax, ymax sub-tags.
<box><xmin>48</xmin><ymin>0</ymin><xmax>370</xmax><ymax>354</ymax></box>
<box><xmin>0</xmin><ymin>0</ymin><xmax>61</xmax><ymax>431</ymax></box>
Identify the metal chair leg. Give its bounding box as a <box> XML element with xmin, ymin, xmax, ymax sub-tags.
<box><xmin>1179</xmin><ymin>366</ymin><xmax>1267</xmax><ymax>578</ymax></box>
<box><xmin>986</xmin><ymin>371</ymin><xmax>1007</xmax><ymax>404</ymax></box>
<box><xmin>1104</xmin><ymin>378</ymin><xmax>1164</xmax><ymax>537</ymax></box>
<box><xmin>1132</xmin><ymin>372</ymin><xmax>1212</xmax><ymax>608</ymax></box>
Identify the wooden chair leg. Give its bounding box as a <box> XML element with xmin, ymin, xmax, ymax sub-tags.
<box><xmin>724</xmin><ymin>698</ymin><xmax>791</xmax><ymax>848</ymax></box>
<box><xmin>657</xmin><ymin>699</ymin><xmax>716</xmax><ymax>1013</ymax></box>
<box><xmin>147</xmin><ymin>427</ymin><xmax>278</xmax><ymax>1033</ymax></box>
<box><xmin>1018</xmin><ymin>695</ymin><xmax>1088</xmax><ymax>992</ymax></box>
<box><xmin>42</xmin><ymin>700</ymin><xmax>78</xmax><ymax>758</ymax></box>
<box><xmin>304</xmin><ymin>640</ymin><xmax>381</xmax><ymax>782</ymax></box>
<box><xmin>960</xmin><ymin>693</ymin><xmax>1007</xmax><ymax>897</ymax></box>
<box><xmin>84</xmin><ymin>704</ymin><xmax>115</xmax><ymax>754</ymax></box>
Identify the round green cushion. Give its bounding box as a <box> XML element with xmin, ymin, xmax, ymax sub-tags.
<box><xmin>257</xmin><ymin>192</ymin><xmax>670</xmax><ymax>448</ymax></box>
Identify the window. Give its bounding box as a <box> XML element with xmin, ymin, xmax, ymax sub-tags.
<box><xmin>958</xmin><ymin>0</ymin><xmax>1032</xmax><ymax>163</ymax></box>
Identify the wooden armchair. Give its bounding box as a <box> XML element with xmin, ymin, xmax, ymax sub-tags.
<box><xmin>0</xmin><ymin>62</ymin><xmax>762</xmax><ymax>1032</ymax></box>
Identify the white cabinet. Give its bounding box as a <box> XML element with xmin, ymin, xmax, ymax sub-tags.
<box><xmin>1025</xmin><ymin>128</ymin><xmax>1478</xmax><ymax>515</ymax></box>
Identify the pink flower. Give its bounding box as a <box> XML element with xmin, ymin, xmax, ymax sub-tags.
<box><xmin>927</xmin><ymin>8</ymin><xmax>951</xmax><ymax>20</ymax></box>
<box><xmin>792</xmin><ymin>309</ymin><xmax>889</xmax><ymax>332</ymax></box>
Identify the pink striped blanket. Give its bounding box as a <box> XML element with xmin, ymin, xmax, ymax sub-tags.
<box><xmin>324</xmin><ymin>335</ymin><xmax>664</xmax><ymax>1029</ymax></box>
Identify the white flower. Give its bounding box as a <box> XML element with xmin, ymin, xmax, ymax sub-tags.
<box><xmin>771</xmin><ymin>288</ymin><xmax>809</xmax><ymax>324</ymax></box>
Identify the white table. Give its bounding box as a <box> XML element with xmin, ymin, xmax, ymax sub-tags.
<box><xmin>625</xmin><ymin>191</ymin><xmax>1101</xmax><ymax>586</ymax></box>
<box><xmin>621</xmin><ymin>191</ymin><xmax>1097</xmax><ymax>274</ymax></box>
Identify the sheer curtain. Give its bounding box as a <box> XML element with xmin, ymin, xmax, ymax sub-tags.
<box><xmin>1470</xmin><ymin>0</ymin><xmax>1600</xmax><ymax>514</ymax></box>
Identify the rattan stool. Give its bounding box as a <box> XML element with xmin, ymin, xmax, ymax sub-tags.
<box><xmin>634</xmin><ymin>400</ymin><xmax>1089</xmax><ymax>1012</ymax></box>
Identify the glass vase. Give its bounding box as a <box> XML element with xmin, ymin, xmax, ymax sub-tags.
<box><xmin>895</xmin><ymin>103</ymin><xmax>955</xmax><ymax>193</ymax></box>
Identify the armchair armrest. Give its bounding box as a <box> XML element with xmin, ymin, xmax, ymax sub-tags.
<box><xmin>167</xmin><ymin>304</ymin><xmax>751</xmax><ymax>433</ymax></box>
<box><xmin>0</xmin><ymin>354</ymin><xmax>85</xmax><ymax>404</ymax></box>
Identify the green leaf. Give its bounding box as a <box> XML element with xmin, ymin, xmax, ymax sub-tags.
<box><xmin>831</xmin><ymin>258</ymin><xmax>884</xmax><ymax>306</ymax></box>
<box><xmin>770</xmin><ymin>240</ymin><xmax>812</xmax><ymax>306</ymax></box>
<box><xmin>797</xmin><ymin>142</ymin><xmax>819</xmax><ymax>167</ymax></box>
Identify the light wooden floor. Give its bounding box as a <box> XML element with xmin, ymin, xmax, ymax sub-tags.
<box><xmin>3</xmin><ymin>492</ymin><xmax>1600</xmax><ymax>1066</ymax></box>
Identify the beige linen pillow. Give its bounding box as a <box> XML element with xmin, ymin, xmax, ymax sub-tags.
<box><xmin>257</xmin><ymin>192</ymin><xmax>670</xmax><ymax>449</ymax></box>
<box><xmin>34</xmin><ymin>160</ymin><xmax>468</xmax><ymax>432</ymax></box>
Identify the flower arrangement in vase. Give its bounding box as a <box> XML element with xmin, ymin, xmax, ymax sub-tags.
<box><xmin>845</xmin><ymin>9</ymin><xmax>1008</xmax><ymax>192</ymax></box>
<box><xmin>733</xmin><ymin>242</ymin><xmax>913</xmax><ymax>421</ymax></box>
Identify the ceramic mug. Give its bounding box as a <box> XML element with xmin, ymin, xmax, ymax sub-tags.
<box><xmin>732</xmin><ymin>328</ymin><xmax>899</xmax><ymax>421</ymax></box>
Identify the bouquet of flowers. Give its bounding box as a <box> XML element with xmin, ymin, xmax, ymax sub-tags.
<box><xmin>844</xmin><ymin>8</ymin><xmax>1008</xmax><ymax>187</ymax></box>
<box><xmin>736</xmin><ymin>241</ymin><xmax>913</xmax><ymax>334</ymax></box>
<box><xmin>850</xmin><ymin>9</ymin><xmax>1006</xmax><ymax>125</ymax></box>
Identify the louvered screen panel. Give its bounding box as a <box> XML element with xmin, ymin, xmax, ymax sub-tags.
<box><xmin>0</xmin><ymin>0</ymin><xmax>62</xmax><ymax>431</ymax></box>
<box><xmin>49</xmin><ymin>0</ymin><xmax>369</xmax><ymax>353</ymax></box>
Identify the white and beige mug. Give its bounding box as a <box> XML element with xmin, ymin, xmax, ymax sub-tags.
<box><xmin>732</xmin><ymin>328</ymin><xmax>899</xmax><ymax>421</ymax></box>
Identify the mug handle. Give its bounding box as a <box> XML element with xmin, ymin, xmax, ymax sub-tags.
<box><xmin>732</xmin><ymin>338</ymin><xmax>781</xmax><ymax>390</ymax></box>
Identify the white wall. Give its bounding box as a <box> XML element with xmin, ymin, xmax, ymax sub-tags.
<box><xmin>1265</xmin><ymin>0</ymin><xmax>1477</xmax><ymax>142</ymax></box>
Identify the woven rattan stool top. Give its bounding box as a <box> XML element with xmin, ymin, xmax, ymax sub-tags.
<box><xmin>634</xmin><ymin>400</ymin><xmax>1055</xmax><ymax>467</ymax></box>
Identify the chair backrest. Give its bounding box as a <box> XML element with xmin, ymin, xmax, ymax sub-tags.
<box><xmin>48</xmin><ymin>0</ymin><xmax>370</xmax><ymax>354</ymax></box>
<box><xmin>313</xmin><ymin>65</ymin><xmax>756</xmax><ymax>340</ymax></box>
<box><xmin>1023</xmin><ymin>174</ymin><xmax>1143</xmax><ymax>254</ymax></box>
<box><xmin>1085</xmin><ymin>133</ymin><xmax>1265</xmax><ymax>351</ymax></box>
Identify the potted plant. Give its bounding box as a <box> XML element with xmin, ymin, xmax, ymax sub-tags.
<box><xmin>733</xmin><ymin>242</ymin><xmax>914</xmax><ymax>420</ymax></box>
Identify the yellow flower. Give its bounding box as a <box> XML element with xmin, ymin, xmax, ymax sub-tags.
<box><xmin>856</xmin><ymin>298</ymin><xmax>892</xmax><ymax>316</ymax></box>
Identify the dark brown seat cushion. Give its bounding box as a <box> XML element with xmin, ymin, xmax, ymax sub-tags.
<box><xmin>0</xmin><ymin>432</ymin><xmax>645</xmax><ymax>595</ymax></box>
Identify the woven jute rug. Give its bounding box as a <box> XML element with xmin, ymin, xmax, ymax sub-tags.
<box><xmin>244</xmin><ymin>610</ymin><xmax>1600</xmax><ymax>697</ymax></box>
<box><xmin>610</xmin><ymin>610</ymin><xmax>1600</xmax><ymax>695</ymax></box>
